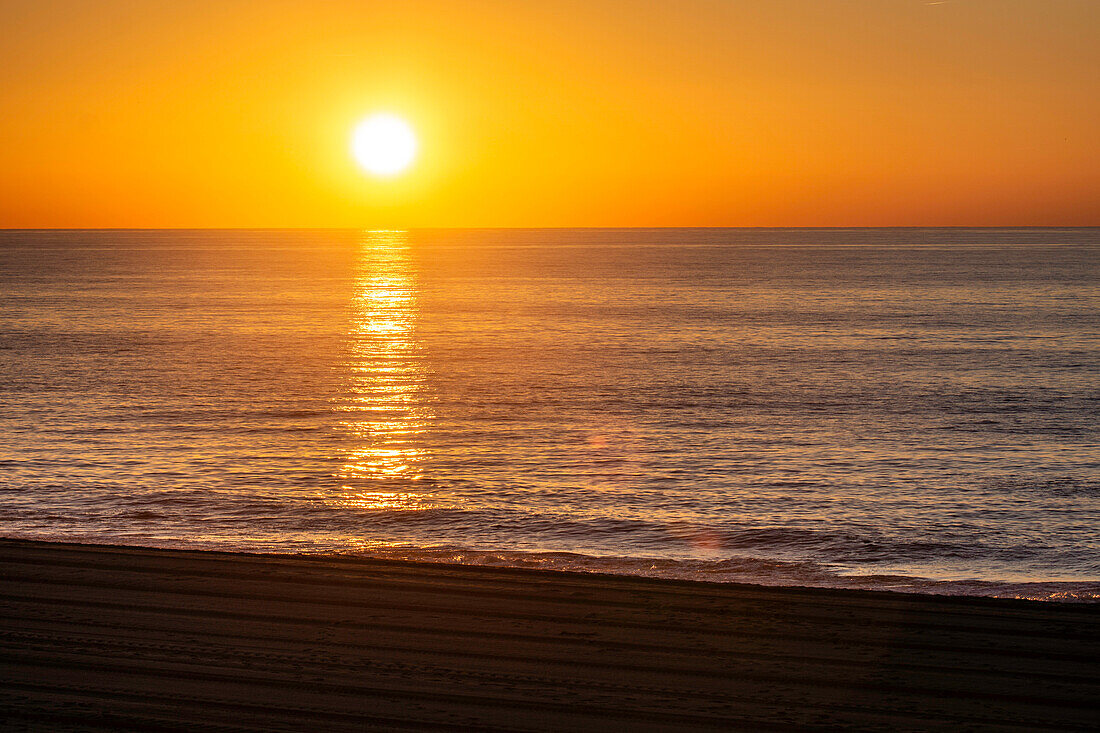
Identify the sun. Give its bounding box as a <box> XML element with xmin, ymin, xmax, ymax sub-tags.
<box><xmin>351</xmin><ymin>113</ymin><xmax>417</xmax><ymax>177</ymax></box>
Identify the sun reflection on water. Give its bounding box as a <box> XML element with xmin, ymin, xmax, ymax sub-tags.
<box><xmin>337</xmin><ymin>230</ymin><xmax>432</xmax><ymax>511</ymax></box>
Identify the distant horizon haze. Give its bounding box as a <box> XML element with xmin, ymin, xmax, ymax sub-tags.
<box><xmin>4</xmin><ymin>225</ymin><xmax>1100</xmax><ymax>232</ymax></box>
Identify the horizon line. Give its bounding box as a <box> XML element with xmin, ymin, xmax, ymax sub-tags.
<box><xmin>3</xmin><ymin>225</ymin><xmax>1099</xmax><ymax>232</ymax></box>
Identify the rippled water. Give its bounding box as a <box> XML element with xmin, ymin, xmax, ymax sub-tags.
<box><xmin>2</xmin><ymin>228</ymin><xmax>1098</xmax><ymax>600</ymax></box>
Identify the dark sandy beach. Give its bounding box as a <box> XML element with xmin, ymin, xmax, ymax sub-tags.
<box><xmin>1</xmin><ymin>539</ymin><xmax>1097</xmax><ymax>731</ymax></box>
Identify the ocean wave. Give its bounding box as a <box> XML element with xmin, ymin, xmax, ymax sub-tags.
<box><xmin>314</xmin><ymin>545</ymin><xmax>1100</xmax><ymax>602</ymax></box>
<box><xmin>6</xmin><ymin>524</ymin><xmax>1097</xmax><ymax>603</ymax></box>
<box><xmin>4</xmin><ymin>490</ymin><xmax>1090</xmax><ymax>575</ymax></box>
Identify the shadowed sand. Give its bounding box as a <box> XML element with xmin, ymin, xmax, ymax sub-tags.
<box><xmin>1</xmin><ymin>539</ymin><xmax>1097</xmax><ymax>731</ymax></box>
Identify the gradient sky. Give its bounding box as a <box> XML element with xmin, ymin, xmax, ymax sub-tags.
<box><xmin>2</xmin><ymin>0</ymin><xmax>1097</xmax><ymax>227</ymax></box>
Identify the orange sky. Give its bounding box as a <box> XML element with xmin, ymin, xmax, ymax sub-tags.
<box><xmin>1</xmin><ymin>0</ymin><xmax>1097</xmax><ymax>227</ymax></box>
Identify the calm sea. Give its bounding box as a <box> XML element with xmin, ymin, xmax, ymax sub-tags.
<box><xmin>2</xmin><ymin>228</ymin><xmax>1098</xmax><ymax>600</ymax></box>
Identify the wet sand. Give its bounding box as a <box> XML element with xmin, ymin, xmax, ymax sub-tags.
<box><xmin>1</xmin><ymin>539</ymin><xmax>1097</xmax><ymax>731</ymax></box>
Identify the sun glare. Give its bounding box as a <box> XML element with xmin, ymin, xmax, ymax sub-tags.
<box><xmin>351</xmin><ymin>113</ymin><xmax>418</xmax><ymax>177</ymax></box>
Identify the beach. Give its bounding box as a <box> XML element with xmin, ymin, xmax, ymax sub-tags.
<box><xmin>1</xmin><ymin>539</ymin><xmax>1097</xmax><ymax>731</ymax></box>
<box><xmin>4</xmin><ymin>0</ymin><xmax>1099</xmax><ymax>728</ymax></box>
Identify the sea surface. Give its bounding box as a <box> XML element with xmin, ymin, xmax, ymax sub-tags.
<box><xmin>2</xmin><ymin>228</ymin><xmax>1098</xmax><ymax>601</ymax></box>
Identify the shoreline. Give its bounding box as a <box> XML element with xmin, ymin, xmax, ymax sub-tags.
<box><xmin>4</xmin><ymin>534</ymin><xmax>1098</xmax><ymax>603</ymax></box>
<box><xmin>2</xmin><ymin>538</ymin><xmax>1098</xmax><ymax>731</ymax></box>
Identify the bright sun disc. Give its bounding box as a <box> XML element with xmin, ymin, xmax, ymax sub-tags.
<box><xmin>351</xmin><ymin>114</ymin><xmax>417</xmax><ymax>176</ymax></box>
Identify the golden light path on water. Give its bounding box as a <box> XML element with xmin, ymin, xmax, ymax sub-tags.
<box><xmin>336</xmin><ymin>230</ymin><xmax>432</xmax><ymax>514</ymax></box>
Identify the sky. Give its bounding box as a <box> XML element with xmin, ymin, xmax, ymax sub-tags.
<box><xmin>1</xmin><ymin>0</ymin><xmax>1097</xmax><ymax>228</ymax></box>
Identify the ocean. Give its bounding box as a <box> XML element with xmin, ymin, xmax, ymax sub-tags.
<box><xmin>2</xmin><ymin>228</ymin><xmax>1098</xmax><ymax>600</ymax></box>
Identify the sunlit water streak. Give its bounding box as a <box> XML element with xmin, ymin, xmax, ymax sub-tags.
<box><xmin>335</xmin><ymin>231</ymin><xmax>432</xmax><ymax>514</ymax></box>
<box><xmin>1</xmin><ymin>227</ymin><xmax>1098</xmax><ymax>601</ymax></box>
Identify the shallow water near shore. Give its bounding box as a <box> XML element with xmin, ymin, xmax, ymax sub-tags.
<box><xmin>2</xmin><ymin>228</ymin><xmax>1098</xmax><ymax>601</ymax></box>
